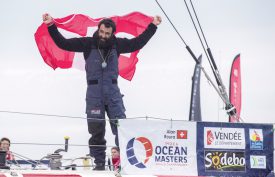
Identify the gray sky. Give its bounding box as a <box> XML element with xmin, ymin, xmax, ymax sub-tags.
<box><xmin>0</xmin><ymin>0</ymin><xmax>275</xmax><ymax>159</ymax></box>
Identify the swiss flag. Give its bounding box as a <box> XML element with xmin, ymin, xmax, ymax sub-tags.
<box><xmin>34</xmin><ymin>12</ymin><xmax>153</xmax><ymax>81</ymax></box>
<box><xmin>177</xmin><ymin>130</ymin><xmax>187</xmax><ymax>139</ymax></box>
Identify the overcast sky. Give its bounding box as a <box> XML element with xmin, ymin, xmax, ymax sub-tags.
<box><xmin>0</xmin><ymin>0</ymin><xmax>274</xmax><ymax>159</ymax></box>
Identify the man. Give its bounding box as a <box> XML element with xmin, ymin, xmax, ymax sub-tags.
<box><xmin>43</xmin><ymin>13</ymin><xmax>161</xmax><ymax>170</ymax></box>
<box><xmin>0</xmin><ymin>137</ymin><xmax>15</xmax><ymax>160</ymax></box>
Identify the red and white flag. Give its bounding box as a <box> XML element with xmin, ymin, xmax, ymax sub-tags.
<box><xmin>229</xmin><ymin>54</ymin><xmax>241</xmax><ymax>122</ymax></box>
<box><xmin>34</xmin><ymin>12</ymin><xmax>153</xmax><ymax>81</ymax></box>
<box><xmin>177</xmin><ymin>130</ymin><xmax>188</xmax><ymax>139</ymax></box>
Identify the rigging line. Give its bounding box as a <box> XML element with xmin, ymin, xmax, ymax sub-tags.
<box><xmin>12</xmin><ymin>152</ymin><xmax>39</xmax><ymax>166</ymax></box>
<box><xmin>183</xmin><ymin>0</ymin><xmax>209</xmax><ymax>60</ymax></box>
<box><xmin>0</xmin><ymin>110</ymin><xmax>176</xmax><ymax>121</ymax></box>
<box><xmin>6</xmin><ymin>160</ymin><xmax>20</xmax><ymax>167</ymax></box>
<box><xmin>183</xmin><ymin>0</ymin><xmax>220</xmax><ymax>85</ymax></box>
<box><xmin>155</xmin><ymin>0</ymin><xmax>199</xmax><ymax>63</ymax></box>
<box><xmin>153</xmin><ymin>1</ymin><xmax>239</xmax><ymax>114</ymax></box>
<box><xmin>189</xmin><ymin>0</ymin><xmax>221</xmax><ymax>85</ymax></box>
<box><xmin>12</xmin><ymin>142</ymin><xmax>114</xmax><ymax>148</ymax></box>
<box><xmin>0</xmin><ymin>110</ymin><xmax>116</xmax><ymax>126</ymax></box>
<box><xmin>190</xmin><ymin>0</ymin><xmax>210</xmax><ymax>48</ymax></box>
<box><xmin>11</xmin><ymin>156</ymin><xmax>37</xmax><ymax>167</ymax></box>
<box><xmin>154</xmin><ymin>0</ymin><xmax>228</xmax><ymax>104</ymax></box>
<box><xmin>188</xmin><ymin>0</ymin><xmax>236</xmax><ymax>118</ymax></box>
<box><xmin>0</xmin><ymin>110</ymin><xmax>248</xmax><ymax>123</ymax></box>
<box><xmin>200</xmin><ymin>66</ymin><xmax>226</xmax><ymax>104</ymax></box>
<box><xmin>12</xmin><ymin>152</ymin><xmax>34</xmax><ymax>161</ymax></box>
<box><xmin>155</xmin><ymin>0</ymin><xmax>230</xmax><ymax>106</ymax></box>
<box><xmin>0</xmin><ymin>110</ymin><xmax>85</xmax><ymax>120</ymax></box>
<box><xmin>155</xmin><ymin>0</ymin><xmax>187</xmax><ymax>46</ymax></box>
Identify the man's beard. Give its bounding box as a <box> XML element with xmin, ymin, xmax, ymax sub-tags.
<box><xmin>93</xmin><ymin>31</ymin><xmax>115</xmax><ymax>48</ymax></box>
<box><xmin>98</xmin><ymin>37</ymin><xmax>110</xmax><ymax>46</ymax></box>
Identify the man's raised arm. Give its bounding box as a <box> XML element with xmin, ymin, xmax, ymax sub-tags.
<box><xmin>117</xmin><ymin>15</ymin><xmax>162</xmax><ymax>54</ymax></box>
<box><xmin>43</xmin><ymin>13</ymin><xmax>91</xmax><ymax>52</ymax></box>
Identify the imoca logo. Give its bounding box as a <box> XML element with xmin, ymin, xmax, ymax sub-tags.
<box><xmin>126</xmin><ymin>137</ymin><xmax>153</xmax><ymax>168</ymax></box>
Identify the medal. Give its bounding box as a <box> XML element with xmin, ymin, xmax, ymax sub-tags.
<box><xmin>98</xmin><ymin>46</ymin><xmax>110</xmax><ymax>69</ymax></box>
<box><xmin>102</xmin><ymin>61</ymin><xmax>107</xmax><ymax>68</ymax></box>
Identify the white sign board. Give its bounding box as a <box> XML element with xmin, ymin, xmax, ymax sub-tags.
<box><xmin>118</xmin><ymin>119</ymin><xmax>198</xmax><ymax>176</ymax></box>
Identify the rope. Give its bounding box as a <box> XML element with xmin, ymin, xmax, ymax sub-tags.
<box><xmin>0</xmin><ymin>110</ymin><xmax>177</xmax><ymax>122</ymax></box>
<box><xmin>12</xmin><ymin>142</ymin><xmax>113</xmax><ymax>148</ymax></box>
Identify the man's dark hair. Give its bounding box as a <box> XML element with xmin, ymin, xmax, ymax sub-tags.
<box><xmin>98</xmin><ymin>18</ymin><xmax>116</xmax><ymax>33</ymax></box>
<box><xmin>0</xmin><ymin>138</ymin><xmax>10</xmax><ymax>146</ymax></box>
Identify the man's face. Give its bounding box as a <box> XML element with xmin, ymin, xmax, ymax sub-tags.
<box><xmin>98</xmin><ymin>24</ymin><xmax>113</xmax><ymax>43</ymax></box>
<box><xmin>0</xmin><ymin>140</ymin><xmax>10</xmax><ymax>151</ymax></box>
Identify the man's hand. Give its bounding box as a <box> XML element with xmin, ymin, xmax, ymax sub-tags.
<box><xmin>152</xmin><ymin>15</ymin><xmax>162</xmax><ymax>26</ymax></box>
<box><xmin>42</xmin><ymin>13</ymin><xmax>54</xmax><ymax>26</ymax></box>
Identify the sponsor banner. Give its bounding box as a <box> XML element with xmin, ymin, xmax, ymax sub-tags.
<box><xmin>189</xmin><ymin>54</ymin><xmax>202</xmax><ymax>122</ymax></box>
<box><xmin>204</xmin><ymin>127</ymin><xmax>245</xmax><ymax>149</ymax></box>
<box><xmin>229</xmin><ymin>54</ymin><xmax>241</xmax><ymax>122</ymax></box>
<box><xmin>249</xmin><ymin>129</ymin><xmax>263</xmax><ymax>150</ymax></box>
<box><xmin>197</xmin><ymin>122</ymin><xmax>274</xmax><ymax>177</ymax></box>
<box><xmin>204</xmin><ymin>150</ymin><xmax>246</xmax><ymax>172</ymax></box>
<box><xmin>250</xmin><ymin>155</ymin><xmax>266</xmax><ymax>169</ymax></box>
<box><xmin>118</xmin><ymin>119</ymin><xmax>198</xmax><ymax>176</ymax></box>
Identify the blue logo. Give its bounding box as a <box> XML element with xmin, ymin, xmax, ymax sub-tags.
<box><xmin>126</xmin><ymin>137</ymin><xmax>153</xmax><ymax>168</ymax></box>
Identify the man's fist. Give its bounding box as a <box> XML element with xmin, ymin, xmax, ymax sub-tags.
<box><xmin>152</xmin><ymin>15</ymin><xmax>162</xmax><ymax>26</ymax></box>
<box><xmin>42</xmin><ymin>13</ymin><xmax>54</xmax><ymax>25</ymax></box>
